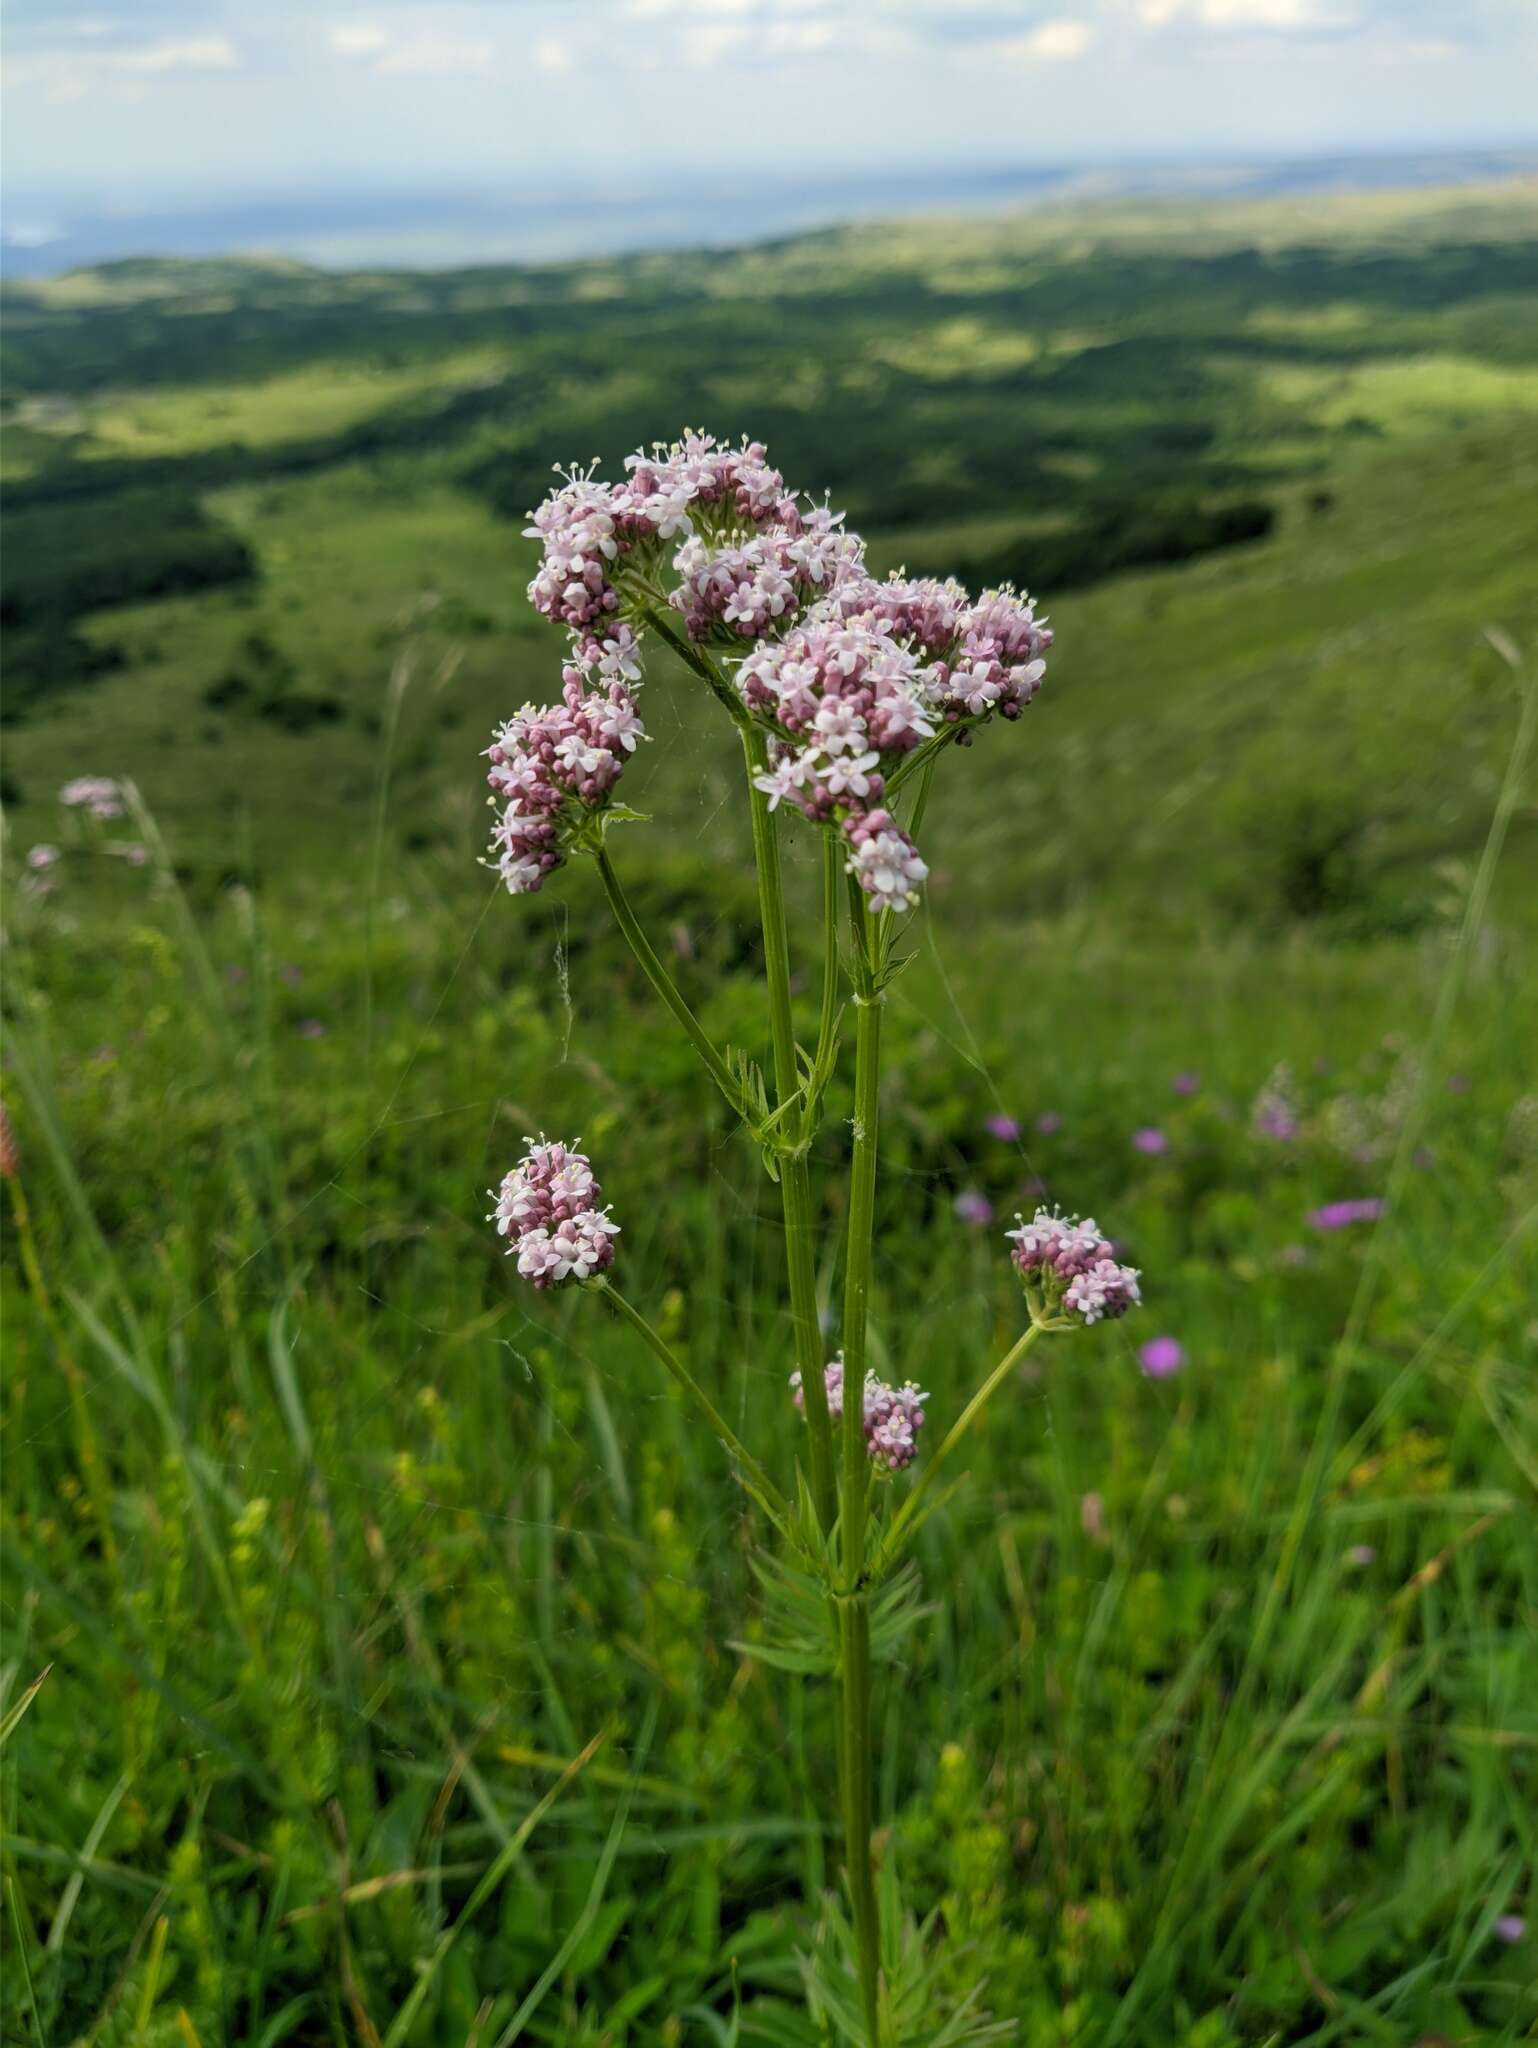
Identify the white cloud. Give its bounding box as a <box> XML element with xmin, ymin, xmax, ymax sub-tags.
<box><xmin>989</xmin><ymin>17</ymin><xmax>1099</xmax><ymax>64</ymax></box>
<box><xmin>1137</xmin><ymin>0</ymin><xmax>1357</xmax><ymax>26</ymax></box>
<box><xmin>108</xmin><ymin>34</ymin><xmax>241</xmax><ymax>73</ymax></box>
<box><xmin>328</xmin><ymin>23</ymin><xmax>393</xmax><ymax>57</ymax></box>
<box><xmin>373</xmin><ymin>32</ymin><xmax>495</xmax><ymax>74</ymax></box>
<box><xmin>531</xmin><ymin>32</ymin><xmax>575</xmax><ymax>74</ymax></box>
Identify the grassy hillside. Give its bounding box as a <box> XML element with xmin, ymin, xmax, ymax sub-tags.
<box><xmin>3</xmin><ymin>186</ymin><xmax>1536</xmax><ymax>2046</ymax></box>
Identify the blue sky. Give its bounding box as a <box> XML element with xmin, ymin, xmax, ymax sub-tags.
<box><xmin>4</xmin><ymin>0</ymin><xmax>1536</xmax><ymax>216</ymax></box>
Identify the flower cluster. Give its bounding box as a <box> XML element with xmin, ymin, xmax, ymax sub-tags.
<box><xmin>490</xmin><ymin>1138</ymin><xmax>619</xmax><ymax>1287</ymax></box>
<box><xmin>1007</xmin><ymin>1208</ymin><xmax>1142</xmax><ymax>1326</ymax></box>
<box><xmin>670</xmin><ymin>510</ymin><xmax>865</xmax><ymax>641</ymax></box>
<box><xmin>790</xmin><ymin>1354</ymin><xmax>930</xmax><ymax>1472</ymax></box>
<box><xmin>524</xmin><ymin>433</ymin><xmax>794</xmax><ymax>648</ymax></box>
<box><xmin>61</xmin><ymin>776</ymin><xmax>124</xmax><ymax>820</ymax></box>
<box><xmin>484</xmin><ymin>660</ymin><xmax>647</xmax><ymax>895</ymax></box>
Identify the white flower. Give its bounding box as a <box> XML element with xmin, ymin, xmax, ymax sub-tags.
<box><xmin>818</xmin><ymin>750</ymin><xmax>880</xmax><ymax>802</ymax></box>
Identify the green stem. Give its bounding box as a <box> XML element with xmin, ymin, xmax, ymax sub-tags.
<box><xmin>594</xmin><ymin>848</ymin><xmax>746</xmax><ymax>1121</ymax></box>
<box><xmin>593</xmin><ymin>1281</ymin><xmax>793</xmax><ymax>1537</ymax></box>
<box><xmin>839</xmin><ymin>1593</ymin><xmax>882</xmax><ymax>2048</ymax></box>
<box><xmin>741</xmin><ymin>728</ymin><xmax>838</xmax><ymax>1538</ymax></box>
<box><xmin>836</xmin><ymin>892</ymin><xmax>884</xmax><ymax>2044</ymax></box>
<box><xmin>639</xmin><ymin>605</ymin><xmax>753</xmax><ymax>733</ymax></box>
<box><xmin>879</xmin><ymin>1320</ymin><xmax>1046</xmax><ymax>1570</ymax></box>
<box><xmin>809</xmin><ymin>832</ymin><xmax>844</xmax><ymax>1119</ymax></box>
<box><xmin>840</xmin><ymin>898</ymin><xmax>882</xmax><ymax>1592</ymax></box>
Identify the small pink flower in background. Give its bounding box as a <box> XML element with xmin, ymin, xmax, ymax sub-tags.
<box><xmin>296</xmin><ymin>1019</ymin><xmax>328</xmax><ymax>1040</ymax></box>
<box><xmin>1171</xmin><ymin>1071</ymin><xmax>1201</xmax><ymax>1096</ymax></box>
<box><xmin>1345</xmin><ymin>1545</ymin><xmax>1377</xmax><ymax>1568</ymax></box>
<box><xmin>1139</xmin><ymin>1336</ymin><xmax>1184</xmax><ymax>1379</ymax></box>
<box><xmin>985</xmin><ymin>1113</ymin><xmax>1021</xmax><ymax>1141</ymax></box>
<box><xmin>1132</xmin><ymin>1127</ymin><xmax>1169</xmax><ymax>1156</ymax></box>
<box><xmin>110</xmin><ymin>842</ymin><xmax>151</xmax><ymax>866</ymax></box>
<box><xmin>60</xmin><ymin>775</ymin><xmax>124</xmax><ymax>820</ymax></box>
<box><xmin>1035</xmin><ymin>1111</ymin><xmax>1062</xmax><ymax>1135</ymax></box>
<box><xmin>953</xmin><ymin>1189</ymin><xmax>993</xmax><ymax>1228</ymax></box>
<box><xmin>1494</xmin><ymin>1914</ymin><xmax>1526</xmax><ymax>1945</ymax></box>
<box><xmin>1307</xmin><ymin>1197</ymin><xmax>1385</xmax><ymax>1230</ymax></box>
<box><xmin>26</xmin><ymin>844</ymin><xmax>60</xmax><ymax>871</ymax></box>
<box><xmin>1080</xmin><ymin>1492</ymin><xmax>1109</xmax><ymax>1546</ymax></box>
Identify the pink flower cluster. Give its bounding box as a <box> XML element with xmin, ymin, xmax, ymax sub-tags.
<box><xmin>670</xmin><ymin>510</ymin><xmax>865</xmax><ymax>640</ymax></box>
<box><xmin>484</xmin><ymin>660</ymin><xmax>647</xmax><ymax>895</ymax></box>
<box><xmin>60</xmin><ymin>776</ymin><xmax>124</xmax><ymax>820</ymax></box>
<box><xmin>523</xmin><ymin>433</ymin><xmax>794</xmax><ymax>647</ymax></box>
<box><xmin>490</xmin><ymin>1138</ymin><xmax>620</xmax><ymax>1288</ymax></box>
<box><xmin>1006</xmin><ymin>1208</ymin><xmax>1142</xmax><ymax>1326</ymax></box>
<box><xmin>737</xmin><ymin>575</ymin><xmax>1050</xmax><ymax>913</ymax></box>
<box><xmin>790</xmin><ymin>1353</ymin><xmax>930</xmax><ymax>1472</ymax></box>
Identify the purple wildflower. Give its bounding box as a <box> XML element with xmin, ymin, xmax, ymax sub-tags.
<box><xmin>1035</xmin><ymin>1111</ymin><xmax>1062</xmax><ymax>1135</ymax></box>
<box><xmin>1007</xmin><ymin>1208</ymin><xmax>1142</xmax><ymax>1327</ymax></box>
<box><xmin>1494</xmin><ymin>1915</ymin><xmax>1526</xmax><ymax>1945</ymax></box>
<box><xmin>490</xmin><ymin>1138</ymin><xmax>619</xmax><ymax>1288</ymax></box>
<box><xmin>985</xmin><ymin>1113</ymin><xmax>1021</xmax><ymax>1142</ymax></box>
<box><xmin>1171</xmin><ymin>1071</ymin><xmax>1201</xmax><ymax>1096</ymax></box>
<box><xmin>1132</xmin><ymin>1127</ymin><xmax>1169</xmax><ymax>1157</ymax></box>
<box><xmin>790</xmin><ymin>1353</ymin><xmax>929</xmax><ymax>1472</ymax></box>
<box><xmin>1307</xmin><ymin>1198</ymin><xmax>1385</xmax><ymax>1231</ymax></box>
<box><xmin>953</xmin><ymin>1189</ymin><xmax>994</xmax><ymax>1228</ymax></box>
<box><xmin>1138</xmin><ymin>1336</ymin><xmax>1184</xmax><ymax>1379</ymax></box>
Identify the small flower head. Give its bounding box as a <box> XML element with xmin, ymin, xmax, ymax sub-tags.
<box><xmin>491</xmin><ymin>1138</ymin><xmax>618</xmax><ymax>1287</ymax></box>
<box><xmin>1007</xmin><ymin>1207</ymin><xmax>1141</xmax><ymax>1329</ymax></box>
<box><xmin>26</xmin><ymin>844</ymin><xmax>61</xmax><ymax>872</ymax></box>
<box><xmin>1306</xmin><ymin>1196</ymin><xmax>1385</xmax><ymax>1231</ymax></box>
<box><xmin>790</xmin><ymin>1353</ymin><xmax>928</xmax><ymax>1472</ymax></box>
<box><xmin>60</xmin><ymin>776</ymin><xmax>124</xmax><ymax>820</ymax></box>
<box><xmin>1139</xmin><ymin>1335</ymin><xmax>1184</xmax><ymax>1378</ymax></box>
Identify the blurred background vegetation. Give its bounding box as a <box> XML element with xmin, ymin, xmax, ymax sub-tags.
<box><xmin>2</xmin><ymin>178</ymin><xmax>1536</xmax><ymax>2045</ymax></box>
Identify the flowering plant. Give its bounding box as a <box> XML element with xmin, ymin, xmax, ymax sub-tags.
<box><xmin>483</xmin><ymin>432</ymin><xmax>1141</xmax><ymax>2042</ymax></box>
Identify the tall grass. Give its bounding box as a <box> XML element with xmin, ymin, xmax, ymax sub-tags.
<box><xmin>3</xmin><ymin>639</ymin><xmax>1536</xmax><ymax>2043</ymax></box>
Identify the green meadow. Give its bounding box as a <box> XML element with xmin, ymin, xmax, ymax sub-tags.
<box><xmin>2</xmin><ymin>184</ymin><xmax>1536</xmax><ymax>2045</ymax></box>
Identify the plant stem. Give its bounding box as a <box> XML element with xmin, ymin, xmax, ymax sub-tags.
<box><xmin>879</xmin><ymin>1320</ymin><xmax>1046</xmax><ymax>1570</ymax></box>
<box><xmin>836</xmin><ymin>891</ymin><xmax>885</xmax><ymax>2043</ymax></box>
<box><xmin>594</xmin><ymin>847</ymin><xmax>746</xmax><ymax>1120</ymax></box>
<box><xmin>593</xmin><ymin>1281</ymin><xmax>793</xmax><ymax>1537</ymax></box>
<box><xmin>741</xmin><ymin>726</ymin><xmax>838</xmax><ymax>1538</ymax></box>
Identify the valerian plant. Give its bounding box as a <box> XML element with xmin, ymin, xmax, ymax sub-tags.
<box><xmin>480</xmin><ymin>431</ymin><xmax>1142</xmax><ymax>2045</ymax></box>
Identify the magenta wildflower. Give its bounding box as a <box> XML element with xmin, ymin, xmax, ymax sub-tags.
<box><xmin>1494</xmin><ymin>1914</ymin><xmax>1526</xmax><ymax>1945</ymax></box>
<box><xmin>1138</xmin><ymin>1336</ymin><xmax>1184</xmax><ymax>1379</ymax></box>
<box><xmin>790</xmin><ymin>1353</ymin><xmax>929</xmax><ymax>1472</ymax></box>
<box><xmin>1171</xmin><ymin>1071</ymin><xmax>1201</xmax><ymax>1096</ymax></box>
<box><xmin>953</xmin><ymin>1189</ymin><xmax>993</xmax><ymax>1228</ymax></box>
<box><xmin>1307</xmin><ymin>1197</ymin><xmax>1385</xmax><ymax>1230</ymax></box>
<box><xmin>491</xmin><ymin>1138</ymin><xmax>619</xmax><ymax>1288</ymax></box>
<box><xmin>1132</xmin><ymin>1127</ymin><xmax>1170</xmax><ymax>1157</ymax></box>
<box><xmin>985</xmin><ymin>1113</ymin><xmax>1022</xmax><ymax>1141</ymax></box>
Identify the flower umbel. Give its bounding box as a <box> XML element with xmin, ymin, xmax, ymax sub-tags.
<box><xmin>1007</xmin><ymin>1208</ymin><xmax>1142</xmax><ymax>1326</ymax></box>
<box><xmin>490</xmin><ymin>1138</ymin><xmax>619</xmax><ymax>1287</ymax></box>
<box><xmin>790</xmin><ymin>1354</ymin><xmax>930</xmax><ymax>1473</ymax></box>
